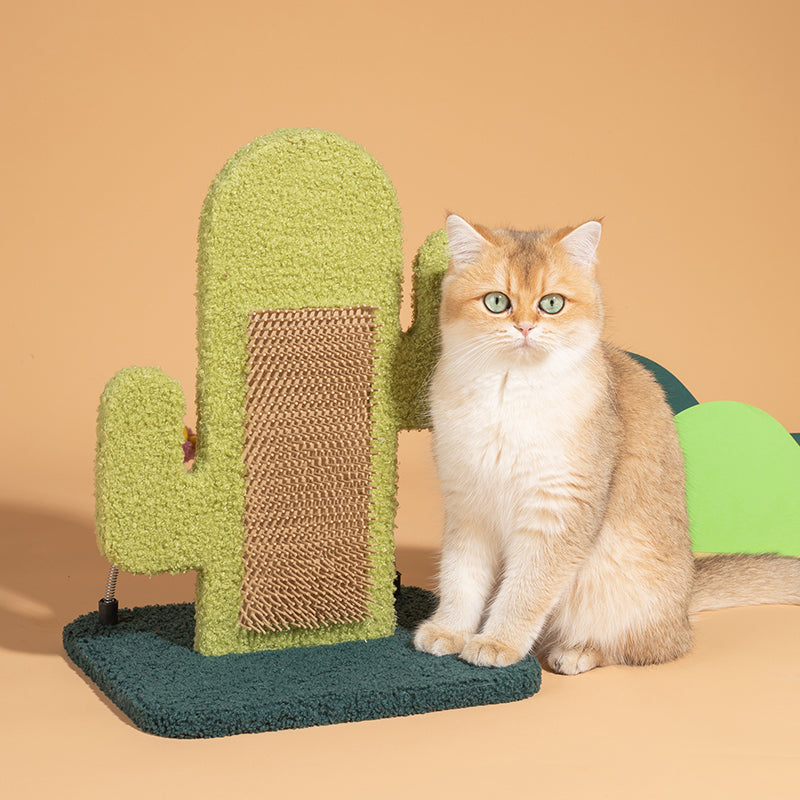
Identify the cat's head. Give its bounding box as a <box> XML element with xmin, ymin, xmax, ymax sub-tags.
<box><xmin>440</xmin><ymin>214</ymin><xmax>604</xmax><ymax>371</ymax></box>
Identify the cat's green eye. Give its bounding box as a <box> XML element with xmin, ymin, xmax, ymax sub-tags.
<box><xmin>483</xmin><ymin>292</ymin><xmax>511</xmax><ymax>314</ymax></box>
<box><xmin>538</xmin><ymin>293</ymin><xmax>565</xmax><ymax>315</ymax></box>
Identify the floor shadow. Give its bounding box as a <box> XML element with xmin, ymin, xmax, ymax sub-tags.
<box><xmin>0</xmin><ymin>503</ymin><xmax>438</xmax><ymax>657</ymax></box>
<box><xmin>0</xmin><ymin>504</ymin><xmax>195</xmax><ymax>656</ymax></box>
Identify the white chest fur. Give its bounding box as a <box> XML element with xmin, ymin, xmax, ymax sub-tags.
<box><xmin>430</xmin><ymin>357</ymin><xmax>603</xmax><ymax>532</ymax></box>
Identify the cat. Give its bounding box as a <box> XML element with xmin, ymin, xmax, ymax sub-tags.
<box><xmin>413</xmin><ymin>214</ymin><xmax>800</xmax><ymax>674</ymax></box>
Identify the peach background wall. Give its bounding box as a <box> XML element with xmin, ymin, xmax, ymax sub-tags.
<box><xmin>3</xmin><ymin>0</ymin><xmax>800</xmax><ymax>522</ymax></box>
<box><xmin>1</xmin><ymin>2</ymin><xmax>799</xmax><ymax>797</ymax></box>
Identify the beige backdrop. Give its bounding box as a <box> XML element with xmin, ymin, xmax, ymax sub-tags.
<box><xmin>2</xmin><ymin>1</ymin><xmax>798</xmax><ymax>797</ymax></box>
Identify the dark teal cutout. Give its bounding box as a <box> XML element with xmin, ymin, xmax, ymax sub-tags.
<box><xmin>627</xmin><ymin>352</ymin><xmax>699</xmax><ymax>415</ymax></box>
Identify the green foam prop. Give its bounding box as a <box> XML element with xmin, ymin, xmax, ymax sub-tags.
<box><xmin>62</xmin><ymin>586</ymin><xmax>542</xmax><ymax>738</ymax></box>
<box><xmin>676</xmin><ymin>401</ymin><xmax>800</xmax><ymax>557</ymax></box>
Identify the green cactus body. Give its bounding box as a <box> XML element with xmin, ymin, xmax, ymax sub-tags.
<box><xmin>95</xmin><ymin>130</ymin><xmax>448</xmax><ymax>655</ymax></box>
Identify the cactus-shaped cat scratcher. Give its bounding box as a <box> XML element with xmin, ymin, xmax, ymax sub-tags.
<box><xmin>63</xmin><ymin>129</ymin><xmax>541</xmax><ymax>737</ymax></box>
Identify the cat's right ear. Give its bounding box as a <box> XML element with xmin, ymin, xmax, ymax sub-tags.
<box><xmin>446</xmin><ymin>214</ymin><xmax>492</xmax><ymax>272</ymax></box>
<box><xmin>558</xmin><ymin>221</ymin><xmax>602</xmax><ymax>274</ymax></box>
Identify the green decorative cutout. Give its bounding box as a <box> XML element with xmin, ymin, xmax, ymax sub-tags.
<box><xmin>676</xmin><ymin>401</ymin><xmax>800</xmax><ymax>557</ymax></box>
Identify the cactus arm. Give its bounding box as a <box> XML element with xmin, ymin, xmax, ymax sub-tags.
<box><xmin>95</xmin><ymin>367</ymin><xmax>216</xmax><ymax>574</ymax></box>
<box><xmin>393</xmin><ymin>230</ymin><xmax>449</xmax><ymax>431</ymax></box>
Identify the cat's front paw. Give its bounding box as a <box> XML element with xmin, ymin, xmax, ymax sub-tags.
<box><xmin>414</xmin><ymin>621</ymin><xmax>470</xmax><ymax>657</ymax></box>
<box><xmin>460</xmin><ymin>634</ymin><xmax>526</xmax><ymax>667</ymax></box>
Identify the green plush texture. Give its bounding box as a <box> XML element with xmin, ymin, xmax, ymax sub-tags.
<box><xmin>95</xmin><ymin>130</ymin><xmax>448</xmax><ymax>655</ymax></box>
<box><xmin>676</xmin><ymin>401</ymin><xmax>800</xmax><ymax>557</ymax></box>
<box><xmin>63</xmin><ymin>586</ymin><xmax>542</xmax><ymax>738</ymax></box>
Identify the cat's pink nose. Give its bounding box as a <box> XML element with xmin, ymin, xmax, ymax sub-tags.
<box><xmin>515</xmin><ymin>322</ymin><xmax>534</xmax><ymax>337</ymax></box>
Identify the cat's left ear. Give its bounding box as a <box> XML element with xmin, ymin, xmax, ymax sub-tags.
<box><xmin>446</xmin><ymin>214</ymin><xmax>493</xmax><ymax>272</ymax></box>
<box><xmin>558</xmin><ymin>221</ymin><xmax>602</xmax><ymax>273</ymax></box>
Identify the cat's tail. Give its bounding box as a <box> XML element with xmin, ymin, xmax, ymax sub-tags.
<box><xmin>690</xmin><ymin>554</ymin><xmax>800</xmax><ymax>614</ymax></box>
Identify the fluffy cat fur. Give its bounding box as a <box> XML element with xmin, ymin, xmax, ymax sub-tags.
<box><xmin>413</xmin><ymin>214</ymin><xmax>800</xmax><ymax>673</ymax></box>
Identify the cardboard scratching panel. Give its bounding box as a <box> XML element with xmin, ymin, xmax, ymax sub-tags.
<box><xmin>240</xmin><ymin>307</ymin><xmax>378</xmax><ymax>633</ymax></box>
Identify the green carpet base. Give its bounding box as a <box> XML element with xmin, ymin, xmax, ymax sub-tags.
<box><xmin>63</xmin><ymin>586</ymin><xmax>541</xmax><ymax>738</ymax></box>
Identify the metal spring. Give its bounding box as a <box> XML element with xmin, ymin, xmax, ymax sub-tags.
<box><xmin>104</xmin><ymin>564</ymin><xmax>119</xmax><ymax>602</ymax></box>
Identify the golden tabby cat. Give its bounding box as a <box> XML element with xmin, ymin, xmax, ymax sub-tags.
<box><xmin>414</xmin><ymin>215</ymin><xmax>800</xmax><ymax>673</ymax></box>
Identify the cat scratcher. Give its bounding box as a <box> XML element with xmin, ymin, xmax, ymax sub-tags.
<box><xmin>66</xmin><ymin>129</ymin><xmax>799</xmax><ymax>738</ymax></box>
<box><xmin>92</xmin><ymin>129</ymin><xmax>445</xmax><ymax>655</ymax></box>
<box><xmin>67</xmin><ymin>129</ymin><xmax>541</xmax><ymax>736</ymax></box>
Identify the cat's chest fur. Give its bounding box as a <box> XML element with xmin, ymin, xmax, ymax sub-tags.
<box><xmin>431</xmin><ymin>359</ymin><xmax>602</xmax><ymax>497</ymax></box>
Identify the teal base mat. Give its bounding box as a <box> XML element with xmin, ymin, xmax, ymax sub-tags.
<box><xmin>63</xmin><ymin>586</ymin><xmax>541</xmax><ymax>738</ymax></box>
